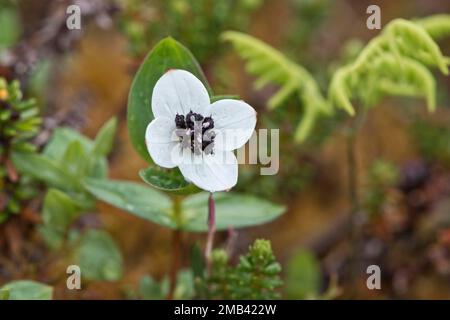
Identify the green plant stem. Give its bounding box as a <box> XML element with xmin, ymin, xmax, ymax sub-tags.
<box><xmin>205</xmin><ymin>192</ymin><xmax>216</xmax><ymax>273</ymax></box>
<box><xmin>167</xmin><ymin>196</ymin><xmax>182</xmax><ymax>300</ymax></box>
<box><xmin>345</xmin><ymin>108</ymin><xmax>367</xmax><ymax>296</ymax></box>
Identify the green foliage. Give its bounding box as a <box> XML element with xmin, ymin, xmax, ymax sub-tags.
<box><xmin>0</xmin><ymin>78</ymin><xmax>41</xmax><ymax>220</ymax></box>
<box><xmin>181</xmin><ymin>192</ymin><xmax>285</xmax><ymax>231</ymax></box>
<box><xmin>0</xmin><ymin>289</ymin><xmax>9</xmax><ymax>300</ymax></box>
<box><xmin>284</xmin><ymin>249</ymin><xmax>341</xmax><ymax>299</ymax></box>
<box><xmin>11</xmin><ymin>120</ymin><xmax>122</xmax><ymax>261</ymax></box>
<box><xmin>0</xmin><ymin>280</ymin><xmax>52</xmax><ymax>300</ymax></box>
<box><xmin>416</xmin><ymin>14</ymin><xmax>450</xmax><ymax>41</ymax></box>
<box><xmin>41</xmin><ymin>189</ymin><xmax>81</xmax><ymax>240</ymax></box>
<box><xmin>0</xmin><ymin>3</ymin><xmax>21</xmax><ymax>49</ymax></box>
<box><xmin>139</xmin><ymin>270</ymin><xmax>195</xmax><ymax>300</ymax></box>
<box><xmin>85</xmin><ymin>177</ymin><xmax>285</xmax><ymax>232</ymax></box>
<box><xmin>329</xmin><ymin>17</ymin><xmax>449</xmax><ymax>116</ymax></box>
<box><xmin>0</xmin><ymin>77</ymin><xmax>41</xmax><ymax>156</ymax></box>
<box><xmin>92</xmin><ymin>117</ymin><xmax>117</xmax><ymax>158</ymax></box>
<box><xmin>139</xmin><ymin>167</ymin><xmax>200</xmax><ymax>195</ymax></box>
<box><xmin>196</xmin><ymin>239</ymin><xmax>283</xmax><ymax>299</ymax></box>
<box><xmin>74</xmin><ymin>230</ymin><xmax>123</xmax><ymax>281</ymax></box>
<box><xmin>285</xmin><ymin>249</ymin><xmax>321</xmax><ymax>299</ymax></box>
<box><xmin>412</xmin><ymin>119</ymin><xmax>450</xmax><ymax>167</ymax></box>
<box><xmin>222</xmin><ymin>31</ymin><xmax>331</xmax><ymax>142</ymax></box>
<box><xmin>13</xmin><ymin>119</ymin><xmax>115</xmax><ymax>193</ymax></box>
<box><xmin>10</xmin><ymin>119</ymin><xmax>125</xmax><ymax>281</ymax></box>
<box><xmin>119</xmin><ymin>0</ymin><xmax>263</xmax><ymax>60</ymax></box>
<box><xmin>284</xmin><ymin>0</ymin><xmax>333</xmax><ymax>52</ymax></box>
<box><xmin>83</xmin><ymin>178</ymin><xmax>175</xmax><ymax>228</ymax></box>
<box><xmin>362</xmin><ymin>159</ymin><xmax>399</xmax><ymax>215</ymax></box>
<box><xmin>127</xmin><ymin>37</ymin><xmax>211</xmax><ymax>164</ymax></box>
<box><xmin>224</xmin><ymin>15</ymin><xmax>450</xmax><ymax>143</ymax></box>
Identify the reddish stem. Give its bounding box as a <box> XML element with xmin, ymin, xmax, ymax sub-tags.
<box><xmin>205</xmin><ymin>192</ymin><xmax>216</xmax><ymax>272</ymax></box>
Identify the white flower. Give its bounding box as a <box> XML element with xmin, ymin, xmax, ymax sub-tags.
<box><xmin>145</xmin><ymin>69</ymin><xmax>256</xmax><ymax>192</ymax></box>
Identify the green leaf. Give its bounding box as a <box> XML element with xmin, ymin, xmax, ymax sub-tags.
<box><xmin>43</xmin><ymin>128</ymin><xmax>93</xmax><ymax>162</ymax></box>
<box><xmin>127</xmin><ymin>37</ymin><xmax>211</xmax><ymax>162</ymax></box>
<box><xmin>139</xmin><ymin>167</ymin><xmax>200</xmax><ymax>195</ymax></box>
<box><xmin>1</xmin><ymin>280</ymin><xmax>53</xmax><ymax>300</ymax></box>
<box><xmin>11</xmin><ymin>152</ymin><xmax>81</xmax><ymax>191</ymax></box>
<box><xmin>42</xmin><ymin>189</ymin><xmax>81</xmax><ymax>233</ymax></box>
<box><xmin>74</xmin><ymin>230</ymin><xmax>123</xmax><ymax>281</ymax></box>
<box><xmin>61</xmin><ymin>141</ymin><xmax>88</xmax><ymax>177</ymax></box>
<box><xmin>181</xmin><ymin>192</ymin><xmax>285</xmax><ymax>232</ymax></box>
<box><xmin>0</xmin><ymin>289</ymin><xmax>9</xmax><ymax>300</ymax></box>
<box><xmin>92</xmin><ymin>117</ymin><xmax>117</xmax><ymax>157</ymax></box>
<box><xmin>190</xmin><ymin>243</ymin><xmax>205</xmax><ymax>279</ymax></box>
<box><xmin>139</xmin><ymin>270</ymin><xmax>194</xmax><ymax>300</ymax></box>
<box><xmin>285</xmin><ymin>250</ymin><xmax>321</xmax><ymax>299</ymax></box>
<box><xmin>83</xmin><ymin>178</ymin><xmax>175</xmax><ymax>228</ymax></box>
<box><xmin>38</xmin><ymin>225</ymin><xmax>64</xmax><ymax>250</ymax></box>
<box><xmin>43</xmin><ymin>127</ymin><xmax>108</xmax><ymax>179</ymax></box>
<box><xmin>139</xmin><ymin>275</ymin><xmax>167</xmax><ymax>300</ymax></box>
<box><xmin>0</xmin><ymin>7</ymin><xmax>21</xmax><ymax>49</ymax></box>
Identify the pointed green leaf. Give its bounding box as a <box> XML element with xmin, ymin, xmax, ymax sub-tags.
<box><xmin>139</xmin><ymin>167</ymin><xmax>200</xmax><ymax>195</ymax></box>
<box><xmin>83</xmin><ymin>178</ymin><xmax>175</xmax><ymax>228</ymax></box>
<box><xmin>93</xmin><ymin>117</ymin><xmax>117</xmax><ymax>157</ymax></box>
<box><xmin>43</xmin><ymin>128</ymin><xmax>93</xmax><ymax>161</ymax></box>
<box><xmin>42</xmin><ymin>189</ymin><xmax>81</xmax><ymax>232</ymax></box>
<box><xmin>75</xmin><ymin>230</ymin><xmax>123</xmax><ymax>281</ymax></box>
<box><xmin>181</xmin><ymin>192</ymin><xmax>285</xmax><ymax>232</ymax></box>
<box><xmin>11</xmin><ymin>152</ymin><xmax>81</xmax><ymax>191</ymax></box>
<box><xmin>61</xmin><ymin>141</ymin><xmax>88</xmax><ymax>176</ymax></box>
<box><xmin>285</xmin><ymin>250</ymin><xmax>321</xmax><ymax>299</ymax></box>
<box><xmin>1</xmin><ymin>281</ymin><xmax>53</xmax><ymax>300</ymax></box>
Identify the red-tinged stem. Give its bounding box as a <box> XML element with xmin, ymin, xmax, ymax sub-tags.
<box><xmin>205</xmin><ymin>192</ymin><xmax>216</xmax><ymax>272</ymax></box>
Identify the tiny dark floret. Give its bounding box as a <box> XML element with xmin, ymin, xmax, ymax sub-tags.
<box><xmin>175</xmin><ymin>110</ymin><xmax>215</xmax><ymax>155</ymax></box>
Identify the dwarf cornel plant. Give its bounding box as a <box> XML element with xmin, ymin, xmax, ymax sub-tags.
<box><xmin>81</xmin><ymin>37</ymin><xmax>286</xmax><ymax>299</ymax></box>
<box><xmin>0</xmin><ymin>78</ymin><xmax>41</xmax><ymax>221</ymax></box>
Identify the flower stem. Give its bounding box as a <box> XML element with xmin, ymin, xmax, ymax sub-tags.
<box><xmin>205</xmin><ymin>192</ymin><xmax>216</xmax><ymax>273</ymax></box>
<box><xmin>167</xmin><ymin>196</ymin><xmax>182</xmax><ymax>300</ymax></box>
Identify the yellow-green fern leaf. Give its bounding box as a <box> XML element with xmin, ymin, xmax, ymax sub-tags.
<box><xmin>384</xmin><ymin>19</ymin><xmax>448</xmax><ymax>75</ymax></box>
<box><xmin>417</xmin><ymin>14</ymin><xmax>450</xmax><ymax>41</ymax></box>
<box><xmin>328</xmin><ymin>66</ymin><xmax>355</xmax><ymax>116</ymax></box>
<box><xmin>371</xmin><ymin>54</ymin><xmax>436</xmax><ymax>112</ymax></box>
<box><xmin>222</xmin><ymin>31</ymin><xmax>330</xmax><ymax>113</ymax></box>
<box><xmin>222</xmin><ymin>31</ymin><xmax>331</xmax><ymax>142</ymax></box>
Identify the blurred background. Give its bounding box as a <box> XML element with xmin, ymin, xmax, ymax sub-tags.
<box><xmin>1</xmin><ymin>0</ymin><xmax>450</xmax><ymax>299</ymax></box>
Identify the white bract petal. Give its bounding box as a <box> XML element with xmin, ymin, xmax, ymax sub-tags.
<box><xmin>145</xmin><ymin>70</ymin><xmax>257</xmax><ymax>193</ymax></box>
<box><xmin>151</xmin><ymin>69</ymin><xmax>210</xmax><ymax>119</ymax></box>
<box><xmin>145</xmin><ymin>117</ymin><xmax>178</xmax><ymax>168</ymax></box>
<box><xmin>209</xmin><ymin>99</ymin><xmax>257</xmax><ymax>151</ymax></box>
<box><xmin>178</xmin><ymin>151</ymin><xmax>238</xmax><ymax>192</ymax></box>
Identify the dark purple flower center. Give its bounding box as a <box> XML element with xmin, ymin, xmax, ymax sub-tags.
<box><xmin>174</xmin><ymin>110</ymin><xmax>215</xmax><ymax>155</ymax></box>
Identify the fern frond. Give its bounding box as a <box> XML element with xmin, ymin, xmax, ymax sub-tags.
<box><xmin>330</xmin><ymin>17</ymin><xmax>447</xmax><ymax>116</ymax></box>
<box><xmin>222</xmin><ymin>31</ymin><xmax>330</xmax><ymax>142</ymax></box>
<box><xmin>328</xmin><ymin>66</ymin><xmax>355</xmax><ymax>115</ymax></box>
<box><xmin>416</xmin><ymin>14</ymin><xmax>450</xmax><ymax>41</ymax></box>
<box><xmin>372</xmin><ymin>54</ymin><xmax>436</xmax><ymax>112</ymax></box>
<box><xmin>329</xmin><ymin>53</ymin><xmax>436</xmax><ymax>114</ymax></box>
<box><xmin>384</xmin><ymin>19</ymin><xmax>448</xmax><ymax>75</ymax></box>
